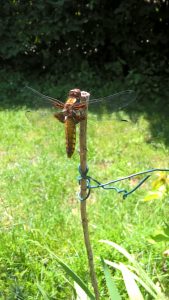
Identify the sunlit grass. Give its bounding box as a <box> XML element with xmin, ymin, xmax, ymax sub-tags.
<box><xmin>0</xmin><ymin>106</ymin><xmax>169</xmax><ymax>299</ymax></box>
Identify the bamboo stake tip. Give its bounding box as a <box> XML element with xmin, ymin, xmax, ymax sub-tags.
<box><xmin>81</xmin><ymin>91</ymin><xmax>90</xmax><ymax>100</ymax></box>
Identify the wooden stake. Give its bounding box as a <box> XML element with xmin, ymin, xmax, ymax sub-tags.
<box><xmin>79</xmin><ymin>91</ymin><xmax>100</xmax><ymax>300</ymax></box>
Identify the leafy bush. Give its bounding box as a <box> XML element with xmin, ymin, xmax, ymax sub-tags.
<box><xmin>0</xmin><ymin>0</ymin><xmax>168</xmax><ymax>85</ymax></box>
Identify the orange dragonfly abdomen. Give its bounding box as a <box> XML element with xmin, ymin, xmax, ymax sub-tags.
<box><xmin>65</xmin><ymin>116</ymin><xmax>76</xmax><ymax>158</ymax></box>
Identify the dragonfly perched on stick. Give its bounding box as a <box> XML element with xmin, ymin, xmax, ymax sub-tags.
<box><xmin>26</xmin><ymin>86</ymin><xmax>136</xmax><ymax>158</ymax></box>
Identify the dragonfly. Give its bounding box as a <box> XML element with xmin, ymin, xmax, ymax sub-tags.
<box><xmin>26</xmin><ymin>86</ymin><xmax>136</xmax><ymax>158</ymax></box>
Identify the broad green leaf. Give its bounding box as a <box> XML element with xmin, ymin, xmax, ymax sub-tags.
<box><xmin>143</xmin><ymin>192</ymin><xmax>162</xmax><ymax>202</ymax></box>
<box><xmin>151</xmin><ymin>173</ymin><xmax>169</xmax><ymax>189</ymax></box>
<box><xmin>151</xmin><ymin>234</ymin><xmax>169</xmax><ymax>242</ymax></box>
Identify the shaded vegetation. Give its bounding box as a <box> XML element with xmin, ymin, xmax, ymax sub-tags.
<box><xmin>0</xmin><ymin>0</ymin><xmax>168</xmax><ymax>103</ymax></box>
<box><xmin>1</xmin><ymin>0</ymin><xmax>169</xmax><ymax>78</ymax></box>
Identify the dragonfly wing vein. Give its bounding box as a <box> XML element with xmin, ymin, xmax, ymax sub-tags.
<box><xmin>88</xmin><ymin>90</ymin><xmax>136</xmax><ymax>112</ymax></box>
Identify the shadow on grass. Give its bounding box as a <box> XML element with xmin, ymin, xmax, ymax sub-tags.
<box><xmin>141</xmin><ymin>101</ymin><xmax>169</xmax><ymax>148</ymax></box>
<box><xmin>124</xmin><ymin>96</ymin><xmax>169</xmax><ymax>148</ymax></box>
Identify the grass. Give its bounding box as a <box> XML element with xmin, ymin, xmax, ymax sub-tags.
<box><xmin>0</xmin><ymin>94</ymin><xmax>169</xmax><ymax>299</ymax></box>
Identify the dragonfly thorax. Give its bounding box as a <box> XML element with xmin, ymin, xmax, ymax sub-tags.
<box><xmin>64</xmin><ymin>102</ymin><xmax>75</xmax><ymax>113</ymax></box>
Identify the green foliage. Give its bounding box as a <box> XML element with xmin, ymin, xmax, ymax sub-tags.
<box><xmin>33</xmin><ymin>242</ymin><xmax>95</xmax><ymax>300</ymax></box>
<box><xmin>151</xmin><ymin>223</ymin><xmax>169</xmax><ymax>243</ymax></box>
<box><xmin>101</xmin><ymin>240</ymin><xmax>167</xmax><ymax>299</ymax></box>
<box><xmin>1</xmin><ymin>0</ymin><xmax>169</xmax><ymax>121</ymax></box>
<box><xmin>144</xmin><ymin>172</ymin><xmax>169</xmax><ymax>201</ymax></box>
<box><xmin>0</xmin><ymin>102</ymin><xmax>169</xmax><ymax>298</ymax></box>
<box><xmin>0</xmin><ymin>0</ymin><xmax>169</xmax><ymax>104</ymax></box>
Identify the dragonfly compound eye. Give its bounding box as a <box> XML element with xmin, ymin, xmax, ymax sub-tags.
<box><xmin>69</xmin><ymin>88</ymin><xmax>81</xmax><ymax>99</ymax></box>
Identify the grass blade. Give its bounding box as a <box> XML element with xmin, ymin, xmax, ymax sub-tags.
<box><xmin>30</xmin><ymin>241</ymin><xmax>95</xmax><ymax>300</ymax></box>
<box><xmin>101</xmin><ymin>257</ymin><xmax>121</xmax><ymax>300</ymax></box>
<box><xmin>119</xmin><ymin>263</ymin><xmax>144</xmax><ymax>300</ymax></box>
<box><xmin>74</xmin><ymin>282</ymin><xmax>88</xmax><ymax>300</ymax></box>
<box><xmin>56</xmin><ymin>256</ymin><xmax>95</xmax><ymax>300</ymax></box>
<box><xmin>105</xmin><ymin>260</ymin><xmax>157</xmax><ymax>298</ymax></box>
<box><xmin>100</xmin><ymin>240</ymin><xmax>166</xmax><ymax>299</ymax></box>
<box><xmin>37</xmin><ymin>282</ymin><xmax>50</xmax><ymax>300</ymax></box>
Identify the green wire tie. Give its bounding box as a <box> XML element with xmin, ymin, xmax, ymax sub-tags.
<box><xmin>78</xmin><ymin>166</ymin><xmax>91</xmax><ymax>201</ymax></box>
<box><xmin>78</xmin><ymin>167</ymin><xmax>169</xmax><ymax>201</ymax></box>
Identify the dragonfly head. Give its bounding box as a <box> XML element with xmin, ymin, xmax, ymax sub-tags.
<box><xmin>69</xmin><ymin>88</ymin><xmax>81</xmax><ymax>99</ymax></box>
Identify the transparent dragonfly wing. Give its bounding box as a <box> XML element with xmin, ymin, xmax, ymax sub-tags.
<box><xmin>25</xmin><ymin>86</ymin><xmax>64</xmax><ymax>108</ymax></box>
<box><xmin>25</xmin><ymin>86</ymin><xmax>64</xmax><ymax>125</ymax></box>
<box><xmin>88</xmin><ymin>90</ymin><xmax>136</xmax><ymax>114</ymax></box>
<box><xmin>25</xmin><ymin>87</ymin><xmax>137</xmax><ymax>125</ymax></box>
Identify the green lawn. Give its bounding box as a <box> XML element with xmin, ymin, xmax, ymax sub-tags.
<box><xmin>0</xmin><ymin>101</ymin><xmax>169</xmax><ymax>299</ymax></box>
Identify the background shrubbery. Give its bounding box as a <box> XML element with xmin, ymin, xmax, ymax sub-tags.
<box><xmin>0</xmin><ymin>0</ymin><xmax>169</xmax><ymax>105</ymax></box>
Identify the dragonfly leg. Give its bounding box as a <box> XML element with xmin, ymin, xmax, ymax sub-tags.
<box><xmin>73</xmin><ymin>103</ymin><xmax>87</xmax><ymax>110</ymax></box>
<box><xmin>54</xmin><ymin>112</ymin><xmax>65</xmax><ymax>123</ymax></box>
<box><xmin>53</xmin><ymin>103</ymin><xmax>64</xmax><ymax>109</ymax></box>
